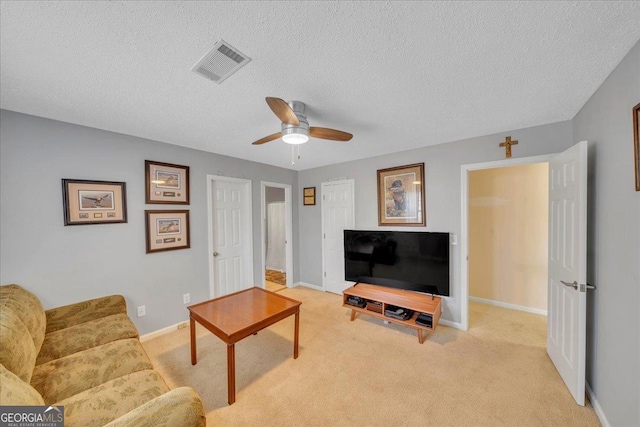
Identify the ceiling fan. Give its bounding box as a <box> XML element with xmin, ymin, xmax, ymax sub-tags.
<box><xmin>251</xmin><ymin>97</ymin><xmax>353</xmax><ymax>146</ymax></box>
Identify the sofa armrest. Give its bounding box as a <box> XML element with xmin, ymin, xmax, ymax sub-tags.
<box><xmin>103</xmin><ymin>387</ymin><xmax>206</xmax><ymax>427</ymax></box>
<box><xmin>45</xmin><ymin>295</ymin><xmax>127</xmax><ymax>333</ymax></box>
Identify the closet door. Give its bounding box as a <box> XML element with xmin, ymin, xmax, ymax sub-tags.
<box><xmin>321</xmin><ymin>180</ymin><xmax>355</xmax><ymax>294</ymax></box>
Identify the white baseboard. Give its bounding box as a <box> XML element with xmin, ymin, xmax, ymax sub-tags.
<box><xmin>140</xmin><ymin>320</ymin><xmax>188</xmax><ymax>342</ymax></box>
<box><xmin>293</xmin><ymin>281</ymin><xmax>323</xmax><ymax>291</ymax></box>
<box><xmin>469</xmin><ymin>296</ymin><xmax>547</xmax><ymax>316</ymax></box>
<box><xmin>586</xmin><ymin>382</ymin><xmax>610</xmax><ymax>427</ymax></box>
<box><xmin>438</xmin><ymin>318</ymin><xmax>465</xmax><ymax>330</ymax></box>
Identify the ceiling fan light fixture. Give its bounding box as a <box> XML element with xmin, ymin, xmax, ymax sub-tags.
<box><xmin>281</xmin><ymin>124</ymin><xmax>309</xmax><ymax>144</ymax></box>
<box><xmin>282</xmin><ymin>132</ymin><xmax>309</xmax><ymax>144</ymax></box>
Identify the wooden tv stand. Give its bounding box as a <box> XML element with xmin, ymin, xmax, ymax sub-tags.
<box><xmin>342</xmin><ymin>283</ymin><xmax>442</xmax><ymax>344</ymax></box>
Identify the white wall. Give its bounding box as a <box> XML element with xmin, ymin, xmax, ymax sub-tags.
<box><xmin>0</xmin><ymin>110</ymin><xmax>298</xmax><ymax>335</ymax></box>
<box><xmin>298</xmin><ymin>120</ymin><xmax>573</xmax><ymax>325</ymax></box>
<box><xmin>572</xmin><ymin>41</ymin><xmax>640</xmax><ymax>426</ymax></box>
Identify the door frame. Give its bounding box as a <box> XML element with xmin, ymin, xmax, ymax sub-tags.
<box><xmin>321</xmin><ymin>179</ymin><xmax>355</xmax><ymax>292</ymax></box>
<box><xmin>207</xmin><ymin>174</ymin><xmax>254</xmax><ymax>298</ymax></box>
<box><xmin>460</xmin><ymin>154</ymin><xmax>553</xmax><ymax>331</ymax></box>
<box><xmin>260</xmin><ymin>181</ymin><xmax>293</xmax><ymax>288</ymax></box>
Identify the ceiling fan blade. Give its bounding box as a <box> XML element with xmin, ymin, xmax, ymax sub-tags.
<box><xmin>252</xmin><ymin>132</ymin><xmax>282</xmax><ymax>145</ymax></box>
<box><xmin>309</xmin><ymin>127</ymin><xmax>353</xmax><ymax>142</ymax></box>
<box><xmin>266</xmin><ymin>97</ymin><xmax>300</xmax><ymax>126</ymax></box>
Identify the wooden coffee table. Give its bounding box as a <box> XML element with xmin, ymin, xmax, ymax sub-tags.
<box><xmin>188</xmin><ymin>286</ymin><xmax>301</xmax><ymax>404</ymax></box>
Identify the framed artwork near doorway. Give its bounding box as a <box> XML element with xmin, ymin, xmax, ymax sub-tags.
<box><xmin>303</xmin><ymin>187</ymin><xmax>316</xmax><ymax>205</ymax></box>
<box><xmin>377</xmin><ymin>163</ymin><xmax>425</xmax><ymax>226</ymax></box>
<box><xmin>145</xmin><ymin>160</ymin><xmax>190</xmax><ymax>204</ymax></box>
<box><xmin>633</xmin><ymin>103</ymin><xmax>639</xmax><ymax>191</ymax></box>
<box><xmin>145</xmin><ymin>210</ymin><xmax>190</xmax><ymax>253</ymax></box>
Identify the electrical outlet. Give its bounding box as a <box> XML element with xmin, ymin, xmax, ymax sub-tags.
<box><xmin>183</xmin><ymin>293</ymin><xmax>190</xmax><ymax>304</ymax></box>
<box><xmin>137</xmin><ymin>305</ymin><xmax>146</xmax><ymax>317</ymax></box>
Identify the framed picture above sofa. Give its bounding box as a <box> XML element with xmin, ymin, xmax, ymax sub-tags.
<box><xmin>145</xmin><ymin>160</ymin><xmax>190</xmax><ymax>204</ymax></box>
<box><xmin>145</xmin><ymin>210</ymin><xmax>190</xmax><ymax>253</ymax></box>
<box><xmin>62</xmin><ymin>179</ymin><xmax>127</xmax><ymax>226</ymax></box>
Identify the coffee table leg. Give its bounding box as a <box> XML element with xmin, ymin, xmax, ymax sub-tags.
<box><xmin>294</xmin><ymin>309</ymin><xmax>299</xmax><ymax>359</ymax></box>
<box><xmin>190</xmin><ymin>317</ymin><xmax>197</xmax><ymax>365</ymax></box>
<box><xmin>227</xmin><ymin>343</ymin><xmax>235</xmax><ymax>405</ymax></box>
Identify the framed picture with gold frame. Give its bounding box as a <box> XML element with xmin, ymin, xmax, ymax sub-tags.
<box><xmin>145</xmin><ymin>210</ymin><xmax>190</xmax><ymax>253</ymax></box>
<box><xmin>62</xmin><ymin>179</ymin><xmax>127</xmax><ymax>226</ymax></box>
<box><xmin>377</xmin><ymin>163</ymin><xmax>425</xmax><ymax>226</ymax></box>
<box><xmin>303</xmin><ymin>187</ymin><xmax>316</xmax><ymax>206</ymax></box>
<box><xmin>633</xmin><ymin>103</ymin><xmax>639</xmax><ymax>191</ymax></box>
<box><xmin>145</xmin><ymin>160</ymin><xmax>190</xmax><ymax>204</ymax></box>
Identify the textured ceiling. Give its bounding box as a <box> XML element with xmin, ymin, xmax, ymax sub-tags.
<box><xmin>1</xmin><ymin>1</ymin><xmax>639</xmax><ymax>171</ymax></box>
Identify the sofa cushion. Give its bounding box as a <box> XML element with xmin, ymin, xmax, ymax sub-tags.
<box><xmin>31</xmin><ymin>338</ymin><xmax>153</xmax><ymax>404</ymax></box>
<box><xmin>0</xmin><ymin>308</ymin><xmax>37</xmax><ymax>382</ymax></box>
<box><xmin>37</xmin><ymin>313</ymin><xmax>139</xmax><ymax>365</ymax></box>
<box><xmin>54</xmin><ymin>369</ymin><xmax>169</xmax><ymax>427</ymax></box>
<box><xmin>104</xmin><ymin>387</ymin><xmax>206</xmax><ymax>427</ymax></box>
<box><xmin>45</xmin><ymin>294</ymin><xmax>127</xmax><ymax>334</ymax></box>
<box><xmin>0</xmin><ymin>363</ymin><xmax>45</xmax><ymax>406</ymax></box>
<box><xmin>0</xmin><ymin>284</ymin><xmax>46</xmax><ymax>351</ymax></box>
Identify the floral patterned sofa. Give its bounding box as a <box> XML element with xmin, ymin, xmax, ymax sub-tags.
<box><xmin>0</xmin><ymin>284</ymin><xmax>205</xmax><ymax>426</ymax></box>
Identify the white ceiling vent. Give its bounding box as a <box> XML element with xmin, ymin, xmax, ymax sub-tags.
<box><xmin>191</xmin><ymin>40</ymin><xmax>251</xmax><ymax>84</ymax></box>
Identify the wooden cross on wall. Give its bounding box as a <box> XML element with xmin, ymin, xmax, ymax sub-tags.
<box><xmin>499</xmin><ymin>136</ymin><xmax>518</xmax><ymax>158</ymax></box>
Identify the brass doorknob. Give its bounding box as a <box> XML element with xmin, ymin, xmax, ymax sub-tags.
<box><xmin>213</xmin><ymin>252</ymin><xmax>219</xmax><ymax>257</ymax></box>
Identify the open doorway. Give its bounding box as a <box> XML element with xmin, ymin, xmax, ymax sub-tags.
<box><xmin>469</xmin><ymin>164</ymin><xmax>549</xmax><ymax>315</ymax></box>
<box><xmin>461</xmin><ymin>144</ymin><xmax>589</xmax><ymax>405</ymax></box>
<box><xmin>461</xmin><ymin>154</ymin><xmax>554</xmax><ymax>332</ymax></box>
<box><xmin>467</xmin><ymin>162</ymin><xmax>549</xmax><ymax>344</ymax></box>
<box><xmin>261</xmin><ymin>182</ymin><xmax>293</xmax><ymax>292</ymax></box>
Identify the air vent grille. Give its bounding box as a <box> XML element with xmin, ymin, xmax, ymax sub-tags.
<box><xmin>191</xmin><ymin>40</ymin><xmax>251</xmax><ymax>84</ymax></box>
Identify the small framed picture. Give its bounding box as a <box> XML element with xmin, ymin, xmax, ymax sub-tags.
<box><xmin>633</xmin><ymin>103</ymin><xmax>639</xmax><ymax>191</ymax></box>
<box><xmin>377</xmin><ymin>163</ymin><xmax>426</xmax><ymax>226</ymax></box>
<box><xmin>145</xmin><ymin>160</ymin><xmax>190</xmax><ymax>204</ymax></box>
<box><xmin>145</xmin><ymin>210</ymin><xmax>190</xmax><ymax>253</ymax></box>
<box><xmin>62</xmin><ymin>179</ymin><xmax>127</xmax><ymax>226</ymax></box>
<box><xmin>303</xmin><ymin>187</ymin><xmax>316</xmax><ymax>206</ymax></box>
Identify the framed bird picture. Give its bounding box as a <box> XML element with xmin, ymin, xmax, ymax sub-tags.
<box><xmin>145</xmin><ymin>210</ymin><xmax>190</xmax><ymax>253</ymax></box>
<box><xmin>62</xmin><ymin>179</ymin><xmax>127</xmax><ymax>226</ymax></box>
<box><xmin>145</xmin><ymin>160</ymin><xmax>190</xmax><ymax>204</ymax></box>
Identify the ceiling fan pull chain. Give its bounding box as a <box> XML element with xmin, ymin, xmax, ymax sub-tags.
<box><xmin>297</xmin><ymin>145</ymin><xmax>301</xmax><ymax>160</ymax></box>
<box><xmin>291</xmin><ymin>145</ymin><xmax>295</xmax><ymax>166</ymax></box>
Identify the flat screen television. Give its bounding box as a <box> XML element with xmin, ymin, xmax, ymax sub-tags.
<box><xmin>344</xmin><ymin>230</ymin><xmax>450</xmax><ymax>297</ymax></box>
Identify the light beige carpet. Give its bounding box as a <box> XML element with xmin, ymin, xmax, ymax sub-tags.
<box><xmin>143</xmin><ymin>287</ymin><xmax>600</xmax><ymax>426</ymax></box>
<box><xmin>265</xmin><ymin>280</ymin><xmax>286</xmax><ymax>293</ymax></box>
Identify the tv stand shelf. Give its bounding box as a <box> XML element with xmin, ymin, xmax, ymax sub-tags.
<box><xmin>342</xmin><ymin>283</ymin><xmax>442</xmax><ymax>344</ymax></box>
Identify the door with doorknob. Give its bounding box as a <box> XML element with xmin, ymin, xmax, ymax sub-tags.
<box><xmin>212</xmin><ymin>180</ymin><xmax>251</xmax><ymax>296</ymax></box>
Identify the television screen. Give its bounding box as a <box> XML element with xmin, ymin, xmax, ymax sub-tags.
<box><xmin>344</xmin><ymin>230</ymin><xmax>450</xmax><ymax>296</ymax></box>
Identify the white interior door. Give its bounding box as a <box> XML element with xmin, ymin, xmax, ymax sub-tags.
<box><xmin>321</xmin><ymin>180</ymin><xmax>355</xmax><ymax>294</ymax></box>
<box><xmin>547</xmin><ymin>140</ymin><xmax>588</xmax><ymax>406</ymax></box>
<box><xmin>211</xmin><ymin>179</ymin><xmax>253</xmax><ymax>297</ymax></box>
